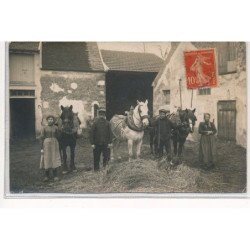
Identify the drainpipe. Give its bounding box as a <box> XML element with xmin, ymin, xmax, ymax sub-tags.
<box><xmin>179</xmin><ymin>78</ymin><xmax>182</xmax><ymax>109</ymax></box>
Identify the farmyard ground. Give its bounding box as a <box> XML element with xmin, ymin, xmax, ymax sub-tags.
<box><xmin>9</xmin><ymin>132</ymin><xmax>246</xmax><ymax>194</ymax></box>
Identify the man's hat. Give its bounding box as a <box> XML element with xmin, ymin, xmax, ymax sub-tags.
<box><xmin>46</xmin><ymin>114</ymin><xmax>56</xmax><ymax>121</ymax></box>
<box><xmin>98</xmin><ymin>108</ymin><xmax>106</xmax><ymax>114</ymax></box>
<box><xmin>159</xmin><ymin>109</ymin><xmax>168</xmax><ymax>114</ymax></box>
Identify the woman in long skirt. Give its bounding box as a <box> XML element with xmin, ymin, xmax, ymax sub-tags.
<box><xmin>40</xmin><ymin>115</ymin><xmax>61</xmax><ymax>181</ymax></box>
<box><xmin>198</xmin><ymin>113</ymin><xmax>217</xmax><ymax>170</ymax></box>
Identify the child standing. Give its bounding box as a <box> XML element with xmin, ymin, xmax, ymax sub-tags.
<box><xmin>40</xmin><ymin>115</ymin><xmax>61</xmax><ymax>181</ymax></box>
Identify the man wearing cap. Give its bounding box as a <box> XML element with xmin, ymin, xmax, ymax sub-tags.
<box><xmin>90</xmin><ymin>108</ymin><xmax>113</xmax><ymax>171</ymax></box>
<box><xmin>153</xmin><ymin>109</ymin><xmax>176</xmax><ymax>161</ymax></box>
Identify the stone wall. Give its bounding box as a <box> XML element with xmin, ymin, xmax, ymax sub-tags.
<box><xmin>39</xmin><ymin>70</ymin><xmax>106</xmax><ymax>130</ymax></box>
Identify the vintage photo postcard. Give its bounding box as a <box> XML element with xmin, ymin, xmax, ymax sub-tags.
<box><xmin>5</xmin><ymin>42</ymin><xmax>247</xmax><ymax>197</ymax></box>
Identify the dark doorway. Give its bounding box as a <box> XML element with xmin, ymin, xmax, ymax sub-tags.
<box><xmin>10</xmin><ymin>98</ymin><xmax>36</xmax><ymax>140</ymax></box>
<box><xmin>217</xmin><ymin>100</ymin><xmax>236</xmax><ymax>141</ymax></box>
<box><xmin>106</xmin><ymin>71</ymin><xmax>155</xmax><ymax>120</ymax></box>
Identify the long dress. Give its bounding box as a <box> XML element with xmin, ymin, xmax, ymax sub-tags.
<box><xmin>40</xmin><ymin>125</ymin><xmax>61</xmax><ymax>169</ymax></box>
<box><xmin>198</xmin><ymin>121</ymin><xmax>217</xmax><ymax>167</ymax></box>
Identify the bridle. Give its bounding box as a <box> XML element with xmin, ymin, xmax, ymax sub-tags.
<box><xmin>179</xmin><ymin>112</ymin><xmax>194</xmax><ymax>130</ymax></box>
<box><xmin>60</xmin><ymin>113</ymin><xmax>74</xmax><ymax>133</ymax></box>
<box><xmin>138</xmin><ymin>104</ymin><xmax>149</xmax><ymax>121</ymax></box>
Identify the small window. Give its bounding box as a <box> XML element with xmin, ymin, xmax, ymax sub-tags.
<box><xmin>162</xmin><ymin>90</ymin><xmax>170</xmax><ymax>104</ymax></box>
<box><xmin>198</xmin><ymin>88</ymin><xmax>211</xmax><ymax>95</ymax></box>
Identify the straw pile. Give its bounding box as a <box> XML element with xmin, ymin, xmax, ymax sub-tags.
<box><xmin>35</xmin><ymin>154</ymin><xmax>246</xmax><ymax>193</ymax></box>
<box><xmin>103</xmin><ymin>159</ymin><xmax>201</xmax><ymax>193</ymax></box>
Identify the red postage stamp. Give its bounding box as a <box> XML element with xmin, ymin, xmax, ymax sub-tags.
<box><xmin>184</xmin><ymin>49</ymin><xmax>217</xmax><ymax>89</ymax></box>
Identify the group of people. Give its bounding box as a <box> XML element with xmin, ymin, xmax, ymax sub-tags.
<box><xmin>149</xmin><ymin>109</ymin><xmax>217</xmax><ymax>169</ymax></box>
<box><xmin>40</xmin><ymin>108</ymin><xmax>112</xmax><ymax>182</ymax></box>
<box><xmin>40</xmin><ymin>107</ymin><xmax>217</xmax><ymax>182</ymax></box>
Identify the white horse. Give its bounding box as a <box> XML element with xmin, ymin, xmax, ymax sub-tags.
<box><xmin>110</xmin><ymin>100</ymin><xmax>149</xmax><ymax>161</ymax></box>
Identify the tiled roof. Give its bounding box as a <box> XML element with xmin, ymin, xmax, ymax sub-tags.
<box><xmin>9</xmin><ymin>42</ymin><xmax>40</xmax><ymax>52</ymax></box>
<box><xmin>42</xmin><ymin>42</ymin><xmax>104</xmax><ymax>72</ymax></box>
<box><xmin>100</xmin><ymin>50</ymin><xmax>164</xmax><ymax>72</ymax></box>
<box><xmin>86</xmin><ymin>42</ymin><xmax>104</xmax><ymax>71</ymax></box>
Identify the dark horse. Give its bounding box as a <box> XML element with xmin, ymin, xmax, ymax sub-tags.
<box><xmin>57</xmin><ymin>105</ymin><xmax>80</xmax><ymax>173</ymax></box>
<box><xmin>171</xmin><ymin>109</ymin><xmax>197</xmax><ymax>160</ymax></box>
<box><xmin>149</xmin><ymin>108</ymin><xmax>197</xmax><ymax>163</ymax></box>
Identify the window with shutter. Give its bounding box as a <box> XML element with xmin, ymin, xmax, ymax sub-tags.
<box><xmin>218</xmin><ymin>42</ymin><xmax>237</xmax><ymax>75</ymax></box>
<box><xmin>162</xmin><ymin>90</ymin><xmax>170</xmax><ymax>104</ymax></box>
<box><xmin>9</xmin><ymin>54</ymin><xmax>35</xmax><ymax>85</ymax></box>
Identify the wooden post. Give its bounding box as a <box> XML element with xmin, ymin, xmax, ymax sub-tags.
<box><xmin>179</xmin><ymin>78</ymin><xmax>182</xmax><ymax>109</ymax></box>
<box><xmin>191</xmin><ymin>89</ymin><xmax>194</xmax><ymax>108</ymax></box>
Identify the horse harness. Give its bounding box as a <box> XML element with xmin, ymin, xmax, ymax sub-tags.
<box><xmin>126</xmin><ymin>105</ymin><xmax>148</xmax><ymax>132</ymax></box>
<box><xmin>174</xmin><ymin>112</ymin><xmax>192</xmax><ymax>140</ymax></box>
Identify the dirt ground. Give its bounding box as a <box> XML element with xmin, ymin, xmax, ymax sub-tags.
<box><xmin>9</xmin><ymin>132</ymin><xmax>247</xmax><ymax>194</ymax></box>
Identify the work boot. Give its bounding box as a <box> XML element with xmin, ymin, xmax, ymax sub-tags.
<box><xmin>43</xmin><ymin>170</ymin><xmax>50</xmax><ymax>182</ymax></box>
<box><xmin>209</xmin><ymin>162</ymin><xmax>215</xmax><ymax>169</ymax></box>
<box><xmin>94</xmin><ymin>166</ymin><xmax>100</xmax><ymax>172</ymax></box>
<box><xmin>53</xmin><ymin>168</ymin><xmax>59</xmax><ymax>181</ymax></box>
<box><xmin>70</xmin><ymin>163</ymin><xmax>77</xmax><ymax>173</ymax></box>
<box><xmin>62</xmin><ymin>164</ymin><xmax>68</xmax><ymax>174</ymax></box>
<box><xmin>203</xmin><ymin>164</ymin><xmax>210</xmax><ymax>171</ymax></box>
<box><xmin>43</xmin><ymin>177</ymin><xmax>49</xmax><ymax>182</ymax></box>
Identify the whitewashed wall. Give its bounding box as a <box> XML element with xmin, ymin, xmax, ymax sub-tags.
<box><xmin>153</xmin><ymin>42</ymin><xmax>247</xmax><ymax>147</ymax></box>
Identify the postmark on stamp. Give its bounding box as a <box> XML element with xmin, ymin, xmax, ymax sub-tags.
<box><xmin>184</xmin><ymin>49</ymin><xmax>217</xmax><ymax>89</ymax></box>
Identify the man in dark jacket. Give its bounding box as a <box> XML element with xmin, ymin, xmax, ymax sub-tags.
<box><xmin>153</xmin><ymin>109</ymin><xmax>176</xmax><ymax>161</ymax></box>
<box><xmin>90</xmin><ymin>108</ymin><xmax>113</xmax><ymax>171</ymax></box>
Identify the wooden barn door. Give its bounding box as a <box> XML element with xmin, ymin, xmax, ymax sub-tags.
<box><xmin>217</xmin><ymin>101</ymin><xmax>236</xmax><ymax>141</ymax></box>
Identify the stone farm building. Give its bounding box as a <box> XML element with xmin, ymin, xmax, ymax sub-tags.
<box><xmin>9</xmin><ymin>42</ymin><xmax>163</xmax><ymax>139</ymax></box>
<box><xmin>153</xmin><ymin>42</ymin><xmax>247</xmax><ymax>148</ymax></box>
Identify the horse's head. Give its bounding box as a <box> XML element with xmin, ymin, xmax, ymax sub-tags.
<box><xmin>136</xmin><ymin>100</ymin><xmax>149</xmax><ymax>127</ymax></box>
<box><xmin>180</xmin><ymin>108</ymin><xmax>197</xmax><ymax>133</ymax></box>
<box><xmin>60</xmin><ymin>105</ymin><xmax>74</xmax><ymax>131</ymax></box>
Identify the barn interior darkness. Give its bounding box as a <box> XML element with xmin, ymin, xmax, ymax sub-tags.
<box><xmin>105</xmin><ymin>71</ymin><xmax>156</xmax><ymax>120</ymax></box>
<box><xmin>10</xmin><ymin>99</ymin><xmax>35</xmax><ymax>139</ymax></box>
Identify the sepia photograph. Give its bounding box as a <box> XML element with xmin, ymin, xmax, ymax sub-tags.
<box><xmin>2</xmin><ymin>2</ymin><xmax>250</xmax><ymax>250</ymax></box>
<box><xmin>6</xmin><ymin>41</ymin><xmax>247</xmax><ymax>195</ymax></box>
